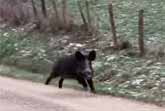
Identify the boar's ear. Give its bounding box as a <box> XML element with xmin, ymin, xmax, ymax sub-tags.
<box><xmin>75</xmin><ymin>51</ymin><xmax>85</xmax><ymax>61</ymax></box>
<box><xmin>88</xmin><ymin>50</ymin><xmax>96</xmax><ymax>61</ymax></box>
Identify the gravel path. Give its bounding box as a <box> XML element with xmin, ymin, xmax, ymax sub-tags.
<box><xmin>0</xmin><ymin>76</ymin><xmax>164</xmax><ymax>111</ymax></box>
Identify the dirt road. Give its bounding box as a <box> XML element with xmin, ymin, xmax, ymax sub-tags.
<box><xmin>0</xmin><ymin>76</ymin><xmax>164</xmax><ymax>111</ymax></box>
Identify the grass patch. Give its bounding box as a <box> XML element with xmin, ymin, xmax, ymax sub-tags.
<box><xmin>94</xmin><ymin>54</ymin><xmax>165</xmax><ymax>105</ymax></box>
<box><xmin>0</xmin><ymin>65</ymin><xmax>45</xmax><ymax>82</ymax></box>
<box><xmin>0</xmin><ymin>65</ymin><xmax>88</xmax><ymax>91</ymax></box>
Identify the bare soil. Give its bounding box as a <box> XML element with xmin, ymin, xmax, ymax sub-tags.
<box><xmin>0</xmin><ymin>76</ymin><xmax>164</xmax><ymax>111</ymax></box>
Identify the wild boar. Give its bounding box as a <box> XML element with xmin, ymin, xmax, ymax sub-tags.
<box><xmin>45</xmin><ymin>50</ymin><xmax>96</xmax><ymax>93</ymax></box>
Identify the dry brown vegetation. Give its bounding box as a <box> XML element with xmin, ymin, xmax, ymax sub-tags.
<box><xmin>0</xmin><ymin>0</ymin><xmax>75</xmax><ymax>32</ymax></box>
<box><xmin>0</xmin><ymin>0</ymin><xmax>32</xmax><ymax>25</ymax></box>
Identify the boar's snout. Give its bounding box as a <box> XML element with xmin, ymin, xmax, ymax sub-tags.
<box><xmin>75</xmin><ymin>50</ymin><xmax>96</xmax><ymax>80</ymax></box>
<box><xmin>82</xmin><ymin>69</ymin><xmax>93</xmax><ymax>80</ymax></box>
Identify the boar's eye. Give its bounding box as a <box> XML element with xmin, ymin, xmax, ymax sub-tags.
<box><xmin>75</xmin><ymin>51</ymin><xmax>85</xmax><ymax>61</ymax></box>
<box><xmin>88</xmin><ymin>50</ymin><xmax>96</xmax><ymax>61</ymax></box>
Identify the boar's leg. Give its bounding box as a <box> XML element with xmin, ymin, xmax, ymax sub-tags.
<box><xmin>77</xmin><ymin>77</ymin><xmax>88</xmax><ymax>90</ymax></box>
<box><xmin>45</xmin><ymin>76</ymin><xmax>53</xmax><ymax>85</ymax></box>
<box><xmin>87</xmin><ymin>79</ymin><xmax>95</xmax><ymax>93</ymax></box>
<box><xmin>45</xmin><ymin>73</ymin><xmax>58</xmax><ymax>85</ymax></box>
<box><xmin>59</xmin><ymin>78</ymin><xmax>64</xmax><ymax>88</ymax></box>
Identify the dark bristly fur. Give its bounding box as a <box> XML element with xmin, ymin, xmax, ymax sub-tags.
<box><xmin>45</xmin><ymin>50</ymin><xmax>96</xmax><ymax>93</ymax></box>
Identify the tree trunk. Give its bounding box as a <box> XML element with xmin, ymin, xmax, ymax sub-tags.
<box><xmin>108</xmin><ymin>3</ymin><xmax>118</xmax><ymax>49</ymax></box>
<box><xmin>31</xmin><ymin>0</ymin><xmax>38</xmax><ymax>17</ymax></box>
<box><xmin>40</xmin><ymin>0</ymin><xmax>47</xmax><ymax>18</ymax></box>
<box><xmin>62</xmin><ymin>0</ymin><xmax>68</xmax><ymax>29</ymax></box>
<box><xmin>138</xmin><ymin>9</ymin><xmax>145</xmax><ymax>56</ymax></box>
<box><xmin>77</xmin><ymin>1</ymin><xmax>88</xmax><ymax>30</ymax></box>
<box><xmin>51</xmin><ymin>0</ymin><xmax>60</xmax><ymax>23</ymax></box>
<box><xmin>85</xmin><ymin>0</ymin><xmax>91</xmax><ymax>30</ymax></box>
